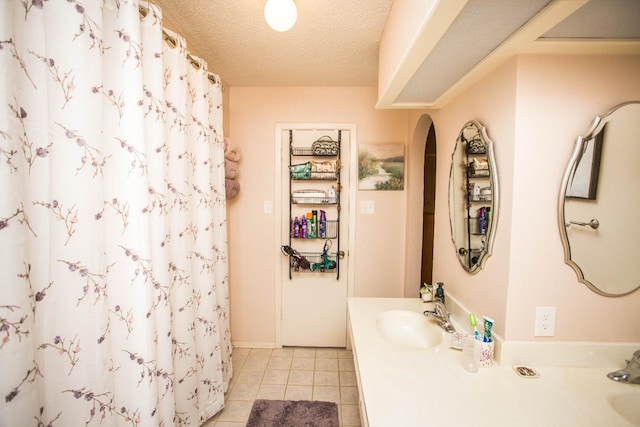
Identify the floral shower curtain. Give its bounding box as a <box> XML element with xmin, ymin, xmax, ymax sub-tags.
<box><xmin>0</xmin><ymin>1</ymin><xmax>231</xmax><ymax>426</ymax></box>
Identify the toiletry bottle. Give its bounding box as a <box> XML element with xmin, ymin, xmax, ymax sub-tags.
<box><xmin>435</xmin><ymin>282</ymin><xmax>445</xmax><ymax>303</ymax></box>
<box><xmin>319</xmin><ymin>210</ymin><xmax>327</xmax><ymax>238</ymax></box>
<box><xmin>472</xmin><ymin>182</ymin><xmax>481</xmax><ymax>200</ymax></box>
<box><xmin>301</xmin><ymin>216</ymin><xmax>307</xmax><ymax>238</ymax></box>
<box><xmin>306</xmin><ymin>212</ymin><xmax>315</xmax><ymax>238</ymax></box>
<box><xmin>420</xmin><ymin>283</ymin><xmax>433</xmax><ymax>302</ymax></box>
<box><xmin>312</xmin><ymin>210</ymin><xmax>318</xmax><ymax>238</ymax></box>
<box><xmin>293</xmin><ymin>216</ymin><xmax>300</xmax><ymax>238</ymax></box>
<box><xmin>478</xmin><ymin>207</ymin><xmax>487</xmax><ymax>234</ymax></box>
<box><xmin>328</xmin><ymin>185</ymin><xmax>336</xmax><ymax>203</ymax></box>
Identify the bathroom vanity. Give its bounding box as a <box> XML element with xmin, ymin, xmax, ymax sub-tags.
<box><xmin>348</xmin><ymin>298</ymin><xmax>640</xmax><ymax>427</ymax></box>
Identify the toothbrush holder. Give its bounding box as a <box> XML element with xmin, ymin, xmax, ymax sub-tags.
<box><xmin>479</xmin><ymin>340</ymin><xmax>494</xmax><ymax>368</ymax></box>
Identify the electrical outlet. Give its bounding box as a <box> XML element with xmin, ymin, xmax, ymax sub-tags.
<box><xmin>534</xmin><ymin>306</ymin><xmax>556</xmax><ymax>337</ymax></box>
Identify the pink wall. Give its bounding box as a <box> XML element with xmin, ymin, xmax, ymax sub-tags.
<box><xmin>228</xmin><ymin>87</ymin><xmax>408</xmax><ymax>346</ymax></box>
<box><xmin>506</xmin><ymin>54</ymin><xmax>640</xmax><ymax>341</ymax></box>
<box><xmin>406</xmin><ymin>59</ymin><xmax>519</xmax><ymax>341</ymax></box>
<box><xmin>227</xmin><ymin>56</ymin><xmax>640</xmax><ymax>347</ymax></box>
<box><xmin>407</xmin><ymin>54</ymin><xmax>640</xmax><ymax>343</ymax></box>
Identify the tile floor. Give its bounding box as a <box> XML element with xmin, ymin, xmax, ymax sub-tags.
<box><xmin>203</xmin><ymin>347</ymin><xmax>362</xmax><ymax>426</ymax></box>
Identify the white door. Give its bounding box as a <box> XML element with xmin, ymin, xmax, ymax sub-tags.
<box><xmin>277</xmin><ymin>125</ymin><xmax>353</xmax><ymax>347</ymax></box>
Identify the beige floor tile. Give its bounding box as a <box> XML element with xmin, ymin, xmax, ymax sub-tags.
<box><xmin>340</xmin><ymin>404</ymin><xmax>362</xmax><ymax>426</ymax></box>
<box><xmin>222</xmin><ymin>347</ymin><xmax>360</xmax><ymax>426</ymax></box>
<box><xmin>312</xmin><ymin>385</ymin><xmax>341</xmax><ymax>403</ymax></box>
<box><xmin>284</xmin><ymin>384</ymin><xmax>312</xmax><ymax>400</ymax></box>
<box><xmin>248</xmin><ymin>348</ymin><xmax>272</xmax><ymax>357</ymax></box>
<box><xmin>262</xmin><ymin>369</ymin><xmax>289</xmax><ymax>385</ymax></box>
<box><xmin>234</xmin><ymin>369</ymin><xmax>264</xmax><ymax>384</ymax></box>
<box><xmin>293</xmin><ymin>347</ymin><xmax>316</xmax><ymax>358</ymax></box>
<box><xmin>267</xmin><ymin>356</ymin><xmax>292</xmax><ymax>370</ymax></box>
<box><xmin>315</xmin><ymin>348</ymin><xmax>338</xmax><ymax>359</ymax></box>
<box><xmin>315</xmin><ymin>358</ymin><xmax>338</xmax><ymax>371</ymax></box>
<box><xmin>314</xmin><ymin>370</ymin><xmax>339</xmax><ymax>386</ymax></box>
<box><xmin>231</xmin><ymin>353</ymin><xmax>247</xmax><ymax>369</ymax></box>
<box><xmin>227</xmin><ymin>374</ymin><xmax>238</xmax><ymax>391</ymax></box>
<box><xmin>337</xmin><ymin>348</ymin><xmax>353</xmax><ymax>359</ymax></box>
<box><xmin>216</xmin><ymin>400</ymin><xmax>253</xmax><ymax>423</ymax></box>
<box><xmin>256</xmin><ymin>383</ymin><xmax>286</xmax><ymax>400</ymax></box>
<box><xmin>232</xmin><ymin>347</ymin><xmax>251</xmax><ymax>356</ymax></box>
<box><xmin>339</xmin><ymin>371</ymin><xmax>357</xmax><ymax>386</ymax></box>
<box><xmin>340</xmin><ymin>386</ymin><xmax>359</xmax><ymax>404</ymax></box>
<box><xmin>288</xmin><ymin>369</ymin><xmax>314</xmax><ymax>385</ymax></box>
<box><xmin>291</xmin><ymin>356</ymin><xmax>315</xmax><ymax>370</ymax></box>
<box><xmin>338</xmin><ymin>358</ymin><xmax>355</xmax><ymax>372</ymax></box>
<box><xmin>227</xmin><ymin>383</ymin><xmax>259</xmax><ymax>401</ymax></box>
<box><xmin>271</xmin><ymin>347</ymin><xmax>295</xmax><ymax>357</ymax></box>
<box><xmin>243</xmin><ymin>355</ymin><xmax>269</xmax><ymax>370</ymax></box>
<box><xmin>200</xmin><ymin>417</ymin><xmax>216</xmax><ymax>427</ymax></box>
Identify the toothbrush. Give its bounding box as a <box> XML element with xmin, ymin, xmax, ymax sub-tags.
<box><xmin>469</xmin><ymin>313</ymin><xmax>480</xmax><ymax>341</ymax></box>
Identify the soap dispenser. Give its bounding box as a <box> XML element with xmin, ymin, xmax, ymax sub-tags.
<box><xmin>435</xmin><ymin>282</ymin><xmax>445</xmax><ymax>304</ymax></box>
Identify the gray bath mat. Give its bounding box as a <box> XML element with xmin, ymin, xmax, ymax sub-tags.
<box><xmin>246</xmin><ymin>399</ymin><xmax>339</xmax><ymax>427</ymax></box>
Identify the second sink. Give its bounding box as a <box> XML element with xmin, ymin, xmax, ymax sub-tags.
<box><xmin>610</xmin><ymin>393</ymin><xmax>640</xmax><ymax>425</ymax></box>
<box><xmin>376</xmin><ymin>309</ymin><xmax>444</xmax><ymax>349</ymax></box>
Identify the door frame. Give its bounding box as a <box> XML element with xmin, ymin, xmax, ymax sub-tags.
<box><xmin>273</xmin><ymin>123</ymin><xmax>358</xmax><ymax>348</ymax></box>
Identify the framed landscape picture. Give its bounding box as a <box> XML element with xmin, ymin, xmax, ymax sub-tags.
<box><xmin>358</xmin><ymin>144</ymin><xmax>405</xmax><ymax>190</ymax></box>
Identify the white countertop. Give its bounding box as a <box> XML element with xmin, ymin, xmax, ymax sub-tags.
<box><xmin>348</xmin><ymin>297</ymin><xmax>640</xmax><ymax>427</ymax></box>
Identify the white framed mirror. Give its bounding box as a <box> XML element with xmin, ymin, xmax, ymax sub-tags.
<box><xmin>558</xmin><ymin>101</ymin><xmax>640</xmax><ymax>296</ymax></box>
<box><xmin>449</xmin><ymin>121</ymin><xmax>499</xmax><ymax>274</ymax></box>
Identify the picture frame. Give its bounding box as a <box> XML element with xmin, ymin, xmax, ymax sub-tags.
<box><xmin>358</xmin><ymin>143</ymin><xmax>405</xmax><ymax>190</ymax></box>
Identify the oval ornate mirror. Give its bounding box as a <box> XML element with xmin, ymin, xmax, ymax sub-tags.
<box><xmin>449</xmin><ymin>121</ymin><xmax>499</xmax><ymax>274</ymax></box>
<box><xmin>558</xmin><ymin>101</ymin><xmax>640</xmax><ymax>296</ymax></box>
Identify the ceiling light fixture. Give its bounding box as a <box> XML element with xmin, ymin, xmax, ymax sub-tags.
<box><xmin>264</xmin><ymin>0</ymin><xmax>297</xmax><ymax>32</ymax></box>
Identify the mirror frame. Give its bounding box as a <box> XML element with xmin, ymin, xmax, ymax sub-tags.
<box><xmin>558</xmin><ymin>101</ymin><xmax>640</xmax><ymax>297</ymax></box>
<box><xmin>448</xmin><ymin>120</ymin><xmax>500</xmax><ymax>274</ymax></box>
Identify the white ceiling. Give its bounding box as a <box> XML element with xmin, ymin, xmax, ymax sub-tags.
<box><xmin>152</xmin><ymin>0</ymin><xmax>640</xmax><ymax>107</ymax></box>
<box><xmin>151</xmin><ymin>0</ymin><xmax>393</xmax><ymax>87</ymax></box>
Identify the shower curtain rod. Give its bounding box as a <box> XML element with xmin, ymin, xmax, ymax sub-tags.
<box><xmin>139</xmin><ymin>4</ymin><xmax>224</xmax><ymax>89</ymax></box>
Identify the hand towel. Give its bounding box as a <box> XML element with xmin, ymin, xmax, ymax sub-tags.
<box><xmin>225</xmin><ymin>178</ymin><xmax>240</xmax><ymax>200</ymax></box>
<box><xmin>225</xmin><ymin>159</ymin><xmax>239</xmax><ymax>179</ymax></box>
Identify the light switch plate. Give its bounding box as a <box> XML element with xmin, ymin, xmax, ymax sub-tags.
<box><xmin>360</xmin><ymin>200</ymin><xmax>374</xmax><ymax>214</ymax></box>
<box><xmin>263</xmin><ymin>200</ymin><xmax>272</xmax><ymax>214</ymax></box>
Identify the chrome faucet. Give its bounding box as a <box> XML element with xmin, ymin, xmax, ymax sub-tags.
<box><xmin>607</xmin><ymin>350</ymin><xmax>640</xmax><ymax>384</ymax></box>
<box><xmin>423</xmin><ymin>301</ymin><xmax>456</xmax><ymax>334</ymax></box>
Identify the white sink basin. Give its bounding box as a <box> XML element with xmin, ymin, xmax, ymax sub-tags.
<box><xmin>376</xmin><ymin>309</ymin><xmax>443</xmax><ymax>348</ymax></box>
<box><xmin>610</xmin><ymin>393</ymin><xmax>640</xmax><ymax>425</ymax></box>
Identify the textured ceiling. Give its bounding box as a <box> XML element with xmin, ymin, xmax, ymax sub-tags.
<box><xmin>151</xmin><ymin>0</ymin><xmax>393</xmax><ymax>87</ymax></box>
<box><xmin>151</xmin><ymin>0</ymin><xmax>640</xmax><ymax>105</ymax></box>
